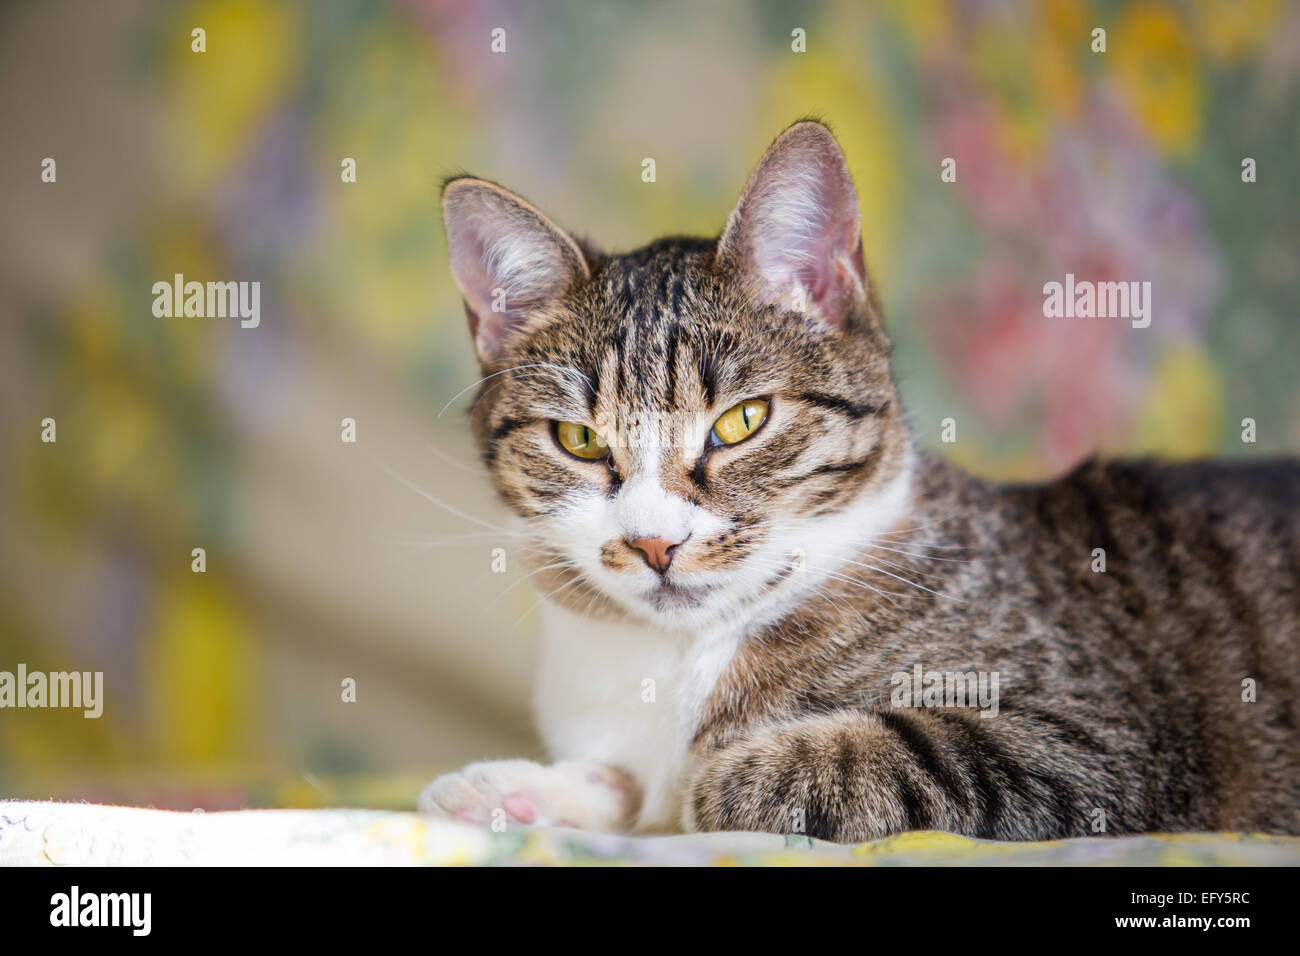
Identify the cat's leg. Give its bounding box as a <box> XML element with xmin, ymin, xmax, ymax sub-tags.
<box><xmin>418</xmin><ymin>759</ymin><xmax>640</xmax><ymax>830</ymax></box>
<box><xmin>685</xmin><ymin>710</ymin><xmax>1104</xmax><ymax>842</ymax></box>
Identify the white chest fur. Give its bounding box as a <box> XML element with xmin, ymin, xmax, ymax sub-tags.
<box><xmin>530</xmin><ymin>457</ymin><xmax>914</xmax><ymax>831</ymax></box>
<box><xmin>534</xmin><ymin>602</ymin><xmax>744</xmax><ymax>831</ymax></box>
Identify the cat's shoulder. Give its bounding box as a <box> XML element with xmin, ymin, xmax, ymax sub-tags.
<box><xmin>1065</xmin><ymin>454</ymin><xmax>1299</xmax><ymax>500</ymax></box>
<box><xmin>996</xmin><ymin>454</ymin><xmax>1300</xmax><ymax>529</ymax></box>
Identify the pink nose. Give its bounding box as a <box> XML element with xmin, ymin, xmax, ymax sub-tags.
<box><xmin>627</xmin><ymin>535</ymin><xmax>686</xmax><ymax>574</ymax></box>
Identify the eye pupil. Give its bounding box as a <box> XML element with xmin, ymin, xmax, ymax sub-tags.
<box><xmin>711</xmin><ymin>398</ymin><xmax>769</xmax><ymax>447</ymax></box>
<box><xmin>556</xmin><ymin>420</ymin><xmax>609</xmax><ymax>460</ymax></box>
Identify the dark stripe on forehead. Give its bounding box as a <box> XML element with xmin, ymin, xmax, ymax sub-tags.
<box><xmin>630</xmin><ymin>315</ymin><xmax>652</xmax><ymax>391</ymax></box>
<box><xmin>669</xmin><ymin>273</ymin><xmax>686</xmax><ymax>318</ymax></box>
<box><xmin>585</xmin><ymin>360</ymin><xmax>600</xmax><ymax>415</ymax></box>
<box><xmin>665</xmin><ymin>322</ymin><xmax>680</xmax><ymax>406</ymax></box>
<box><xmin>631</xmin><ymin>289</ymin><xmax>649</xmax><ymax>332</ymax></box>
<box><xmin>650</xmin><ymin>268</ymin><xmax>668</xmax><ymax>314</ymax></box>
<box><xmin>615</xmin><ymin>325</ymin><xmax>628</xmax><ymax>397</ymax></box>
<box><xmin>589</xmin><ymin>345</ymin><xmax>605</xmax><ymax>411</ymax></box>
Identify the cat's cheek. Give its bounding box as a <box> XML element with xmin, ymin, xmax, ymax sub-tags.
<box><xmin>546</xmin><ymin>496</ymin><xmax>622</xmax><ymax>575</ymax></box>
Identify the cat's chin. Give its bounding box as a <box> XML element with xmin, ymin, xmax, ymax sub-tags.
<box><xmin>613</xmin><ymin>577</ymin><xmax>744</xmax><ymax>630</ymax></box>
<box><xmin>644</xmin><ymin>580</ymin><xmax>711</xmax><ymax>612</ymax></box>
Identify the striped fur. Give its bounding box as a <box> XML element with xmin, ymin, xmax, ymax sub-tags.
<box><xmin>430</xmin><ymin>121</ymin><xmax>1300</xmax><ymax>841</ymax></box>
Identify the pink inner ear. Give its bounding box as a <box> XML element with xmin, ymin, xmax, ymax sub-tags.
<box><xmin>454</xmin><ymin>233</ymin><xmax>493</xmax><ymax>327</ymax></box>
<box><xmin>453</xmin><ymin>230</ymin><xmax>517</xmax><ymax>350</ymax></box>
<box><xmin>726</xmin><ymin>127</ymin><xmax>866</xmax><ymax>330</ymax></box>
<box><xmin>444</xmin><ymin>184</ymin><xmax>586</xmax><ymax>363</ymax></box>
<box><xmin>753</xmin><ymin>203</ymin><xmax>862</xmax><ymax>327</ymax></box>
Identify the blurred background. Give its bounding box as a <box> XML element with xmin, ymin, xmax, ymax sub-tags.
<box><xmin>1</xmin><ymin>0</ymin><xmax>1297</xmax><ymax>810</ymax></box>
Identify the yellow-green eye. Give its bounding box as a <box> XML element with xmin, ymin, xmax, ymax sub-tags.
<box><xmin>711</xmin><ymin>399</ymin><xmax>769</xmax><ymax>446</ymax></box>
<box><xmin>555</xmin><ymin>421</ymin><xmax>609</xmax><ymax>459</ymax></box>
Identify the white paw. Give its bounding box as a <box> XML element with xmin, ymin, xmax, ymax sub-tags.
<box><xmin>417</xmin><ymin>759</ymin><xmax>639</xmax><ymax>831</ymax></box>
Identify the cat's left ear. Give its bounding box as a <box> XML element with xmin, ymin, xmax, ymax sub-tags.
<box><xmin>717</xmin><ymin>121</ymin><xmax>869</xmax><ymax>332</ymax></box>
<box><xmin>442</xmin><ymin>177</ymin><xmax>590</xmax><ymax>366</ymax></box>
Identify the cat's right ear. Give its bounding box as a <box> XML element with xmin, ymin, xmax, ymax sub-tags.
<box><xmin>717</xmin><ymin>121</ymin><xmax>870</xmax><ymax>332</ymax></box>
<box><xmin>442</xmin><ymin>178</ymin><xmax>589</xmax><ymax>366</ymax></box>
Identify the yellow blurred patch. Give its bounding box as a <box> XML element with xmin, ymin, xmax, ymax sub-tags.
<box><xmin>1109</xmin><ymin>3</ymin><xmax>1202</xmax><ymax>156</ymax></box>
<box><xmin>1190</xmin><ymin>0</ymin><xmax>1280</xmax><ymax>63</ymax></box>
<box><xmin>972</xmin><ymin>19</ymin><xmax>1046</xmax><ymax>161</ymax></box>
<box><xmin>1130</xmin><ymin>345</ymin><xmax>1223</xmax><ymax>459</ymax></box>
<box><xmin>308</xmin><ymin>21</ymin><xmax>466</xmax><ymax>356</ymax></box>
<box><xmin>1034</xmin><ymin>0</ymin><xmax>1088</xmax><ymax>120</ymax></box>
<box><xmin>882</xmin><ymin>0</ymin><xmax>956</xmax><ymax>53</ymax></box>
<box><xmin>147</xmin><ymin>572</ymin><xmax>260</xmax><ymax>763</ymax></box>
<box><xmin>165</xmin><ymin>0</ymin><xmax>302</xmax><ymax>187</ymax></box>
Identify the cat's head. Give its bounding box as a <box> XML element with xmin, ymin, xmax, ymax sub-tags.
<box><xmin>442</xmin><ymin>121</ymin><xmax>912</xmax><ymax>629</ymax></box>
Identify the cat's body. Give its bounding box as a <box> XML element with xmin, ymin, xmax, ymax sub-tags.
<box><xmin>421</xmin><ymin>122</ymin><xmax>1300</xmax><ymax>841</ymax></box>
<box><xmin>690</xmin><ymin>451</ymin><xmax>1300</xmax><ymax>838</ymax></box>
<box><xmin>531</xmin><ymin>450</ymin><xmax>1300</xmax><ymax>838</ymax></box>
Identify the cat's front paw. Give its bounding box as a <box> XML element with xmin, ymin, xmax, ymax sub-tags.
<box><xmin>418</xmin><ymin>759</ymin><xmax>640</xmax><ymax>831</ymax></box>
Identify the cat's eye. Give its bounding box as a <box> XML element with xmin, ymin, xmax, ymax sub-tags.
<box><xmin>555</xmin><ymin>420</ymin><xmax>610</xmax><ymax>460</ymax></box>
<box><xmin>711</xmin><ymin>399</ymin><xmax>769</xmax><ymax>446</ymax></box>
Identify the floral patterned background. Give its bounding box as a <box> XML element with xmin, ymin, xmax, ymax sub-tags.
<box><xmin>1</xmin><ymin>0</ymin><xmax>1297</xmax><ymax>809</ymax></box>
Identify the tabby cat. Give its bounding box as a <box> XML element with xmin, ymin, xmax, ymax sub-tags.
<box><xmin>419</xmin><ymin>120</ymin><xmax>1300</xmax><ymax>841</ymax></box>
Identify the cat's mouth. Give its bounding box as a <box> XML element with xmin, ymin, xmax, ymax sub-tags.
<box><xmin>645</xmin><ymin>579</ymin><xmax>712</xmax><ymax>610</ymax></box>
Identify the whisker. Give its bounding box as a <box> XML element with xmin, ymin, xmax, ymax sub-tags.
<box><xmin>738</xmin><ymin>522</ymin><xmax>975</xmax><ymax>561</ymax></box>
<box><xmin>745</xmin><ymin>555</ymin><xmax>915</xmax><ymax>606</ymax></box>
<box><xmin>512</xmin><ymin>571</ymin><xmax>588</xmax><ymax>628</ymax></box>
<box><xmin>491</xmin><ymin>559</ymin><xmax>578</xmax><ymax>606</ymax></box>
<box><xmin>369</xmin><ymin>455</ymin><xmax>509</xmax><ymax>533</ymax></box>
<box><xmin>863</xmin><ymin>543</ymin><xmax>976</xmax><ymax>563</ymax></box>
<box><xmin>465</xmin><ymin>369</ymin><xmax>591</xmax><ymax>419</ymax></box>
<box><xmin>394</xmin><ymin>530</ymin><xmax>508</xmax><ymax>552</ymax></box>
<box><xmin>424</xmin><ymin>440</ymin><xmax>484</xmax><ymax>475</ymax></box>
<box><xmin>438</xmin><ymin>362</ymin><xmax>593</xmax><ymax>418</ymax></box>
<box><xmin>835</xmin><ymin>556</ymin><xmax>964</xmax><ymax>602</ymax></box>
